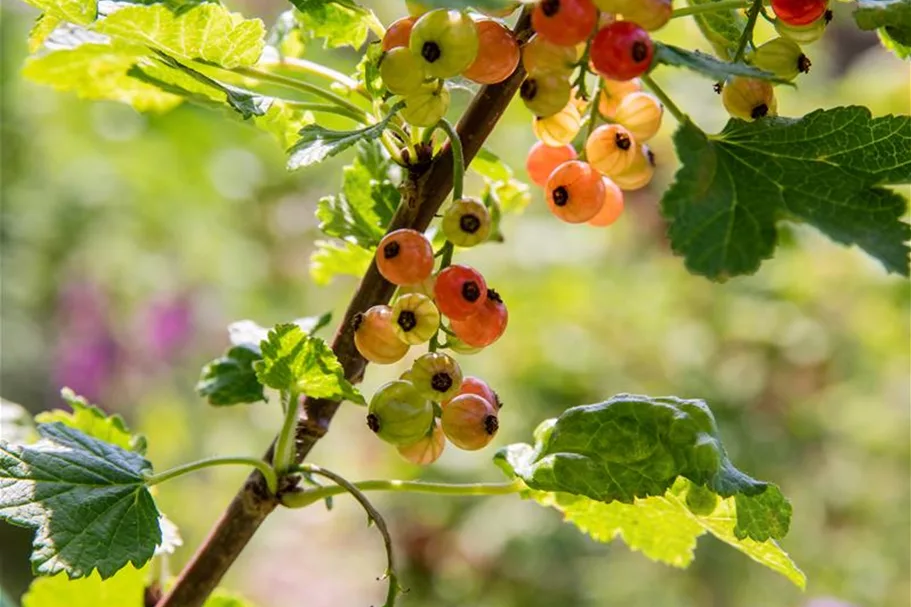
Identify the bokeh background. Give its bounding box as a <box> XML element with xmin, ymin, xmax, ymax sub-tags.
<box><xmin>1</xmin><ymin>2</ymin><xmax>909</xmax><ymax>606</ymax></box>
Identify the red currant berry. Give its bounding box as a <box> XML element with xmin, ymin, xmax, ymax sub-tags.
<box><xmin>590</xmin><ymin>22</ymin><xmax>655</xmax><ymax>82</ymax></box>
<box><xmin>441</xmin><ymin>394</ymin><xmax>499</xmax><ymax>451</ymax></box>
<box><xmin>382</xmin><ymin>16</ymin><xmax>416</xmax><ymax>51</ymax></box>
<box><xmin>354</xmin><ymin>305</ymin><xmax>409</xmax><ymax>364</ymax></box>
<box><xmin>526</xmin><ymin>141</ymin><xmax>578</xmax><ymax>188</ymax></box>
<box><xmin>771</xmin><ymin>0</ymin><xmax>828</xmax><ymax>26</ymax></box>
<box><xmin>532</xmin><ymin>0</ymin><xmax>599</xmax><ymax>47</ymax></box>
<box><xmin>397</xmin><ymin>419</ymin><xmax>446</xmax><ymax>465</ymax></box>
<box><xmin>443</xmin><ymin>375</ymin><xmax>500</xmax><ymax>409</ymax></box>
<box><xmin>545</xmin><ymin>160</ymin><xmax>606</xmax><ymax>223</ymax></box>
<box><xmin>587</xmin><ymin>178</ymin><xmax>624</xmax><ymax>227</ymax></box>
<box><xmin>410</xmin><ymin>351</ymin><xmax>463</xmax><ymax>401</ymax></box>
<box><xmin>367</xmin><ymin>380</ymin><xmax>434</xmax><ymax>446</ymax></box>
<box><xmin>450</xmin><ymin>288</ymin><xmax>508</xmax><ymax>348</ymax></box>
<box><xmin>462</xmin><ymin>19</ymin><xmax>520</xmax><ymax>85</ymax></box>
<box><xmin>434</xmin><ymin>264</ymin><xmax>487</xmax><ymax>321</ymax></box>
<box><xmin>376</xmin><ymin>228</ymin><xmax>434</xmax><ymax>286</ymax></box>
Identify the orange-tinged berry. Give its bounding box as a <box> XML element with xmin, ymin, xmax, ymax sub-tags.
<box><xmin>585</xmin><ymin>124</ymin><xmax>637</xmax><ymax>177</ymax></box>
<box><xmin>354</xmin><ymin>305</ymin><xmax>409</xmax><ymax>364</ymax></box>
<box><xmin>377</xmin><ymin>228</ymin><xmax>434</xmax><ymax>285</ymax></box>
<box><xmin>545</xmin><ymin>160</ymin><xmax>606</xmax><ymax>223</ymax></box>
<box><xmin>587</xmin><ymin>178</ymin><xmax>625</xmax><ymax>227</ymax></box>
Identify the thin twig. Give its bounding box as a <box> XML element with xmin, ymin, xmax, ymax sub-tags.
<box><xmin>733</xmin><ymin>0</ymin><xmax>764</xmax><ymax>63</ymax></box>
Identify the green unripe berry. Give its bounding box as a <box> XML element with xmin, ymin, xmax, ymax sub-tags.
<box><xmin>401</xmin><ymin>84</ymin><xmax>451</xmax><ymax>127</ymax></box>
<box><xmin>410</xmin><ymin>352</ymin><xmax>463</xmax><ymax>402</ymax></box>
<box><xmin>409</xmin><ymin>9</ymin><xmax>479</xmax><ymax>79</ymax></box>
<box><xmin>750</xmin><ymin>37</ymin><xmax>811</xmax><ymax>81</ymax></box>
<box><xmin>380</xmin><ymin>47</ymin><xmax>428</xmax><ymax>95</ymax></box>
<box><xmin>442</xmin><ymin>197</ymin><xmax>491</xmax><ymax>247</ymax></box>
<box><xmin>520</xmin><ymin>73</ymin><xmax>572</xmax><ymax>118</ymax></box>
<box><xmin>685</xmin><ymin>482</ymin><xmax>720</xmax><ymax>516</ymax></box>
<box><xmin>367</xmin><ymin>380</ymin><xmax>434</xmax><ymax>446</ymax></box>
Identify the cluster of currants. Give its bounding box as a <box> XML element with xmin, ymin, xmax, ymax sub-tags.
<box><xmin>354</xmin><ymin>200</ymin><xmax>507</xmax><ymax>464</ymax></box>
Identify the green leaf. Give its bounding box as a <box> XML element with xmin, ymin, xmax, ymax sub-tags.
<box><xmin>287</xmin><ymin>107</ymin><xmax>400</xmax><ymax>170</ymax></box>
<box><xmin>310</xmin><ymin>240</ymin><xmax>374</xmax><ymax>285</ymax></box>
<box><xmin>0</xmin><ymin>423</ymin><xmax>161</xmax><ymax>579</ymax></box>
<box><xmin>878</xmin><ymin>26</ymin><xmax>911</xmax><ymax>58</ymax></box>
<box><xmin>855</xmin><ymin>0</ymin><xmax>911</xmax><ymax>46</ymax></box>
<box><xmin>24</xmin><ymin>0</ymin><xmax>95</xmax><ymax>26</ymax></box>
<box><xmin>254</xmin><ymin>324</ymin><xmax>365</xmax><ymax>404</ymax></box>
<box><xmin>684</xmin><ymin>0</ymin><xmax>745</xmax><ymax>61</ymax></box>
<box><xmin>653</xmin><ymin>43</ymin><xmax>788</xmax><ymax>83</ymax></box>
<box><xmin>472</xmin><ymin>148</ymin><xmax>531</xmax><ymax>214</ymax></box>
<box><xmin>356</xmin><ymin>41</ymin><xmax>386</xmax><ymax>99</ymax></box>
<box><xmin>662</xmin><ymin>107</ymin><xmax>911</xmax><ymax>280</ymax></box>
<box><xmin>494</xmin><ymin>394</ymin><xmax>790</xmax><ymax>541</ymax></box>
<box><xmin>28</xmin><ymin>14</ymin><xmax>63</xmax><ymax>53</ymax></box>
<box><xmin>34</xmin><ymin>389</ymin><xmax>147</xmax><ymax>454</ymax></box>
<box><xmin>0</xmin><ymin>399</ymin><xmax>37</xmax><ymax>445</ymax></box>
<box><xmin>291</xmin><ymin>0</ymin><xmax>371</xmax><ymax>49</ymax></box>
<box><xmin>196</xmin><ymin>345</ymin><xmax>266</xmax><ymax>406</ymax></box>
<box><xmin>227</xmin><ymin>314</ymin><xmax>333</xmax><ymax>351</ymax></box>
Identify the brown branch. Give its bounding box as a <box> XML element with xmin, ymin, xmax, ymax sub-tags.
<box><xmin>157</xmin><ymin>12</ymin><xmax>532</xmax><ymax>607</ymax></box>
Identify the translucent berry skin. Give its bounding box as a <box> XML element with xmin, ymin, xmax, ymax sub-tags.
<box><xmin>620</xmin><ymin>0</ymin><xmax>673</xmax><ymax>31</ymax></box>
<box><xmin>367</xmin><ymin>380</ymin><xmax>434</xmax><ymax>446</ymax></box>
<box><xmin>612</xmin><ymin>144</ymin><xmax>656</xmax><ymax>191</ymax></box>
<box><xmin>450</xmin><ymin>288</ymin><xmax>508</xmax><ymax>347</ymax></box>
<box><xmin>545</xmin><ymin>160</ymin><xmax>606</xmax><ymax>223</ymax></box>
<box><xmin>410</xmin><ymin>351</ymin><xmax>464</xmax><ymax>401</ymax></box>
<box><xmin>381</xmin><ymin>47</ymin><xmax>427</xmax><ymax>95</ymax></box>
<box><xmin>434</xmin><ymin>264</ymin><xmax>488</xmax><ymax>321</ymax></box>
<box><xmin>613</xmin><ymin>92</ymin><xmax>664</xmax><ymax>142</ymax></box>
<box><xmin>382</xmin><ymin>16</ymin><xmax>416</xmax><ymax>51</ymax></box>
<box><xmin>532</xmin><ymin>0</ymin><xmax>599</xmax><ymax>47</ymax></box>
<box><xmin>522</xmin><ymin>35</ymin><xmax>578</xmax><ymax>77</ymax></box>
<box><xmin>526</xmin><ymin>142</ymin><xmax>578</xmax><ymax>188</ymax></box>
<box><xmin>443</xmin><ymin>375</ymin><xmax>499</xmax><ymax>409</ymax></box>
<box><xmin>587</xmin><ymin>178</ymin><xmax>625</xmax><ymax>227</ymax></box>
<box><xmin>392</xmin><ymin>293</ymin><xmax>440</xmax><ymax>345</ymax></box>
<box><xmin>585</xmin><ymin>124</ymin><xmax>637</xmax><ymax>178</ymax></box>
<box><xmin>598</xmin><ymin>77</ymin><xmax>642</xmax><ymax>116</ymax></box>
<box><xmin>590</xmin><ymin>22</ymin><xmax>655</xmax><ymax>81</ymax></box>
<box><xmin>376</xmin><ymin>228</ymin><xmax>434</xmax><ymax>285</ymax></box>
<box><xmin>750</xmin><ymin>37</ymin><xmax>810</xmax><ymax>81</ymax></box>
<box><xmin>771</xmin><ymin>0</ymin><xmax>828</xmax><ymax>26</ymax></box>
<box><xmin>462</xmin><ymin>20</ymin><xmax>520</xmax><ymax>85</ymax></box>
<box><xmin>722</xmin><ymin>77</ymin><xmax>778</xmax><ymax>121</ymax></box>
<box><xmin>441</xmin><ymin>394</ymin><xmax>499</xmax><ymax>451</ymax></box>
<box><xmin>532</xmin><ymin>103</ymin><xmax>581</xmax><ymax>146</ymax></box>
<box><xmin>354</xmin><ymin>305</ymin><xmax>410</xmax><ymax>364</ymax></box>
<box><xmin>520</xmin><ymin>73</ymin><xmax>572</xmax><ymax>118</ymax></box>
<box><xmin>409</xmin><ymin>9</ymin><xmax>480</xmax><ymax>79</ymax></box>
<box><xmin>446</xmin><ymin>335</ymin><xmax>483</xmax><ymax>355</ymax></box>
<box><xmin>397</xmin><ymin>419</ymin><xmax>446</xmax><ymax>465</ymax></box>
<box><xmin>775</xmin><ymin>13</ymin><xmax>828</xmax><ymax>44</ymax></box>
<box><xmin>442</xmin><ymin>197</ymin><xmax>491</xmax><ymax>247</ymax></box>
<box><xmin>401</xmin><ymin>84</ymin><xmax>451</xmax><ymax>127</ymax></box>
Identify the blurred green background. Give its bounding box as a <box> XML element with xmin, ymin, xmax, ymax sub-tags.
<box><xmin>1</xmin><ymin>2</ymin><xmax>909</xmax><ymax>607</ymax></box>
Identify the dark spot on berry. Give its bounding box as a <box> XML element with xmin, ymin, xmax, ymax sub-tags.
<box><xmin>431</xmin><ymin>372</ymin><xmax>453</xmax><ymax>393</ymax></box>
<box><xmin>520</xmin><ymin>78</ymin><xmax>538</xmax><ymax>101</ymax></box>
<box><xmin>383</xmin><ymin>241</ymin><xmax>400</xmax><ymax>259</ymax></box>
<box><xmin>421</xmin><ymin>41</ymin><xmax>441</xmax><ymax>63</ymax></box>
<box><xmin>487</xmin><ymin>288</ymin><xmax>503</xmax><ymax>303</ymax></box>
<box><xmin>484</xmin><ymin>415</ymin><xmax>499</xmax><ymax>435</ymax></box>
<box><xmin>713</xmin><ymin>82</ymin><xmax>723</xmax><ymax>94</ymax></box>
<box><xmin>615</xmin><ymin>132</ymin><xmax>632</xmax><ymax>151</ymax></box>
<box><xmin>367</xmin><ymin>413</ymin><xmax>380</xmax><ymax>433</ymax></box>
<box><xmin>552</xmin><ymin>185</ymin><xmax>569</xmax><ymax>207</ymax></box>
<box><xmin>751</xmin><ymin>103</ymin><xmax>769</xmax><ymax>119</ymax></box>
<box><xmin>462</xmin><ymin>280</ymin><xmax>481</xmax><ymax>303</ymax></box>
<box><xmin>631</xmin><ymin>41</ymin><xmax>649</xmax><ymax>63</ymax></box>
<box><xmin>824</xmin><ymin>9</ymin><xmax>833</xmax><ymax>24</ymax></box>
<box><xmin>459</xmin><ymin>214</ymin><xmax>482</xmax><ymax>234</ymax></box>
<box><xmin>646</xmin><ymin>148</ymin><xmax>656</xmax><ymax>167</ymax></box>
<box><xmin>397</xmin><ymin>310</ymin><xmax>417</xmax><ymax>331</ymax></box>
<box><xmin>540</xmin><ymin>0</ymin><xmax>560</xmax><ymax>17</ymax></box>
<box><xmin>352</xmin><ymin>312</ymin><xmax>364</xmax><ymax>332</ymax></box>
<box><xmin>797</xmin><ymin>54</ymin><xmax>812</xmax><ymax>74</ymax></box>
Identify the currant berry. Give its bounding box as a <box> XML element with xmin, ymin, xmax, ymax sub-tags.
<box><xmin>446</xmin><ymin>334</ymin><xmax>484</xmax><ymax>355</ymax></box>
<box><xmin>399</xmin><ymin>274</ymin><xmax>436</xmax><ymax>300</ymax></box>
<box><xmin>545</xmin><ymin>160</ymin><xmax>606</xmax><ymax>223</ymax></box>
<box><xmin>450</xmin><ymin>288</ymin><xmax>508</xmax><ymax>347</ymax></box>
<box><xmin>382</xmin><ymin>16</ymin><xmax>416</xmax><ymax>51</ymax></box>
<box><xmin>613</xmin><ymin>92</ymin><xmax>664</xmax><ymax>142</ymax></box>
<box><xmin>532</xmin><ymin>102</ymin><xmax>582</xmax><ymax>146</ymax></box>
<box><xmin>367</xmin><ymin>380</ymin><xmax>434</xmax><ymax>446</ymax></box>
<box><xmin>598</xmin><ymin>77</ymin><xmax>643</xmax><ymax>116</ymax></box>
<box><xmin>522</xmin><ymin>35</ymin><xmax>578</xmax><ymax>77</ymax></box>
<box><xmin>722</xmin><ymin>77</ymin><xmax>778</xmax><ymax>121</ymax></box>
<box><xmin>401</xmin><ymin>83</ymin><xmax>451</xmax><ymax>127</ymax></box>
<box><xmin>590</xmin><ymin>22</ymin><xmax>655</xmax><ymax>81</ymax></box>
<box><xmin>376</xmin><ymin>228</ymin><xmax>434</xmax><ymax>285</ymax></box>
<box><xmin>397</xmin><ymin>419</ymin><xmax>446</xmax><ymax>465</ymax></box>
<box><xmin>410</xmin><ymin>352</ymin><xmax>463</xmax><ymax>402</ymax></box>
<box><xmin>585</xmin><ymin>124</ymin><xmax>637</xmax><ymax>177</ymax></box>
<box><xmin>410</xmin><ymin>9</ymin><xmax>479</xmax><ymax>79</ymax></box>
<box><xmin>442</xmin><ymin>197</ymin><xmax>491</xmax><ymax>247</ymax></box>
<box><xmin>619</xmin><ymin>0</ymin><xmax>673</xmax><ymax>32</ymax></box>
<box><xmin>441</xmin><ymin>394</ymin><xmax>499</xmax><ymax>451</ymax></box>
<box><xmin>587</xmin><ymin>178</ymin><xmax>625</xmax><ymax>227</ymax></box>
<box><xmin>443</xmin><ymin>375</ymin><xmax>500</xmax><ymax>409</ymax></box>
<box><xmin>462</xmin><ymin>19</ymin><xmax>520</xmax><ymax>85</ymax></box>
<box><xmin>434</xmin><ymin>264</ymin><xmax>488</xmax><ymax>321</ymax></box>
<box><xmin>520</xmin><ymin>73</ymin><xmax>572</xmax><ymax>118</ymax></box>
<box><xmin>592</xmin><ymin>0</ymin><xmax>633</xmax><ymax>10</ymax></box>
<box><xmin>612</xmin><ymin>144</ymin><xmax>656</xmax><ymax>191</ymax></box>
<box><xmin>750</xmin><ymin>37</ymin><xmax>811</xmax><ymax>81</ymax></box>
<box><xmin>526</xmin><ymin>141</ymin><xmax>578</xmax><ymax>188</ymax></box>
<box><xmin>775</xmin><ymin>12</ymin><xmax>829</xmax><ymax>44</ymax></box>
<box><xmin>353</xmin><ymin>305</ymin><xmax>409</xmax><ymax>364</ymax></box>
<box><xmin>380</xmin><ymin>47</ymin><xmax>427</xmax><ymax>95</ymax></box>
<box><xmin>532</xmin><ymin>0</ymin><xmax>599</xmax><ymax>47</ymax></box>
<box><xmin>771</xmin><ymin>0</ymin><xmax>828</xmax><ymax>26</ymax></box>
<box><xmin>392</xmin><ymin>293</ymin><xmax>440</xmax><ymax>345</ymax></box>
<box><xmin>684</xmin><ymin>483</ymin><xmax>720</xmax><ymax>516</ymax></box>
<box><xmin>405</xmin><ymin>0</ymin><xmax>430</xmax><ymax>17</ymax></box>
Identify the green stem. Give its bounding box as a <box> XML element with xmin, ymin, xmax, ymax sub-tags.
<box><xmin>733</xmin><ymin>0</ymin><xmax>764</xmax><ymax>63</ymax></box>
<box><xmin>641</xmin><ymin>73</ymin><xmax>688</xmax><ymax>124</ymax></box>
<box><xmin>436</xmin><ymin>118</ymin><xmax>464</xmax><ymax>200</ymax></box>
<box><xmin>144</xmin><ymin>456</ymin><xmax>278</xmax><ymax>495</ymax></box>
<box><xmin>579</xmin><ymin>78</ymin><xmax>605</xmax><ymax>161</ymax></box>
<box><xmin>671</xmin><ymin>0</ymin><xmax>750</xmax><ymax>18</ymax></box>
<box><xmin>232</xmin><ymin>66</ymin><xmax>368</xmax><ymax>120</ymax></box>
<box><xmin>273</xmin><ymin>389</ymin><xmax>300</xmax><ymax>474</ymax></box>
<box><xmin>439</xmin><ymin>241</ymin><xmax>454</xmax><ymax>270</ymax></box>
<box><xmin>282</xmin><ymin>100</ymin><xmax>369</xmax><ymax>122</ymax></box>
<box><xmin>282</xmin><ymin>478</ymin><xmax>523</xmax><ymax>508</ymax></box>
<box><xmin>256</xmin><ymin>56</ymin><xmax>362</xmax><ymax>95</ymax></box>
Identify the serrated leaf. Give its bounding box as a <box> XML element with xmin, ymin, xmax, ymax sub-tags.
<box><xmin>653</xmin><ymin>43</ymin><xmax>787</xmax><ymax>83</ymax></box>
<box><xmin>254</xmin><ymin>324</ymin><xmax>364</xmax><ymax>404</ymax></box>
<box><xmin>310</xmin><ymin>240</ymin><xmax>374</xmax><ymax>285</ymax></box>
<box><xmin>196</xmin><ymin>345</ymin><xmax>266</xmax><ymax>406</ymax></box>
<box><xmin>662</xmin><ymin>107</ymin><xmax>911</xmax><ymax>280</ymax></box>
<box><xmin>24</xmin><ymin>0</ymin><xmax>95</xmax><ymax>26</ymax></box>
<box><xmin>685</xmin><ymin>0</ymin><xmax>745</xmax><ymax>61</ymax></box>
<box><xmin>494</xmin><ymin>394</ymin><xmax>790</xmax><ymax>541</ymax></box>
<box><xmin>291</xmin><ymin>0</ymin><xmax>371</xmax><ymax>50</ymax></box>
<box><xmin>356</xmin><ymin>41</ymin><xmax>386</xmax><ymax>99</ymax></box>
<box><xmin>0</xmin><ymin>399</ymin><xmax>37</xmax><ymax>445</ymax></box>
<box><xmin>855</xmin><ymin>0</ymin><xmax>911</xmax><ymax>46</ymax></box>
<box><xmin>228</xmin><ymin>314</ymin><xmax>333</xmax><ymax>351</ymax></box>
<box><xmin>287</xmin><ymin>108</ymin><xmax>399</xmax><ymax>170</ymax></box>
<box><xmin>0</xmin><ymin>423</ymin><xmax>161</xmax><ymax>579</ymax></box>
<box><xmin>29</xmin><ymin>14</ymin><xmax>63</xmax><ymax>53</ymax></box>
<box><xmin>34</xmin><ymin>389</ymin><xmax>146</xmax><ymax>454</ymax></box>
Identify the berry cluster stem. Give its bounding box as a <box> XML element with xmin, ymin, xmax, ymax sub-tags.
<box><xmin>641</xmin><ymin>73</ymin><xmax>688</xmax><ymax>124</ymax></box>
<box><xmin>436</xmin><ymin>118</ymin><xmax>465</xmax><ymax>201</ymax></box>
<box><xmin>733</xmin><ymin>0</ymin><xmax>765</xmax><ymax>63</ymax></box>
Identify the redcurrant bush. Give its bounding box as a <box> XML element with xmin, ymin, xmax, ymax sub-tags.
<box><xmin>442</xmin><ymin>197</ymin><xmax>491</xmax><ymax>247</ymax></box>
<box><xmin>532</xmin><ymin>0</ymin><xmax>599</xmax><ymax>47</ymax></box>
<box><xmin>409</xmin><ymin>8</ymin><xmax>479</xmax><ymax>79</ymax></box>
<box><xmin>397</xmin><ymin>419</ymin><xmax>446</xmax><ymax>465</ymax></box>
<box><xmin>462</xmin><ymin>19</ymin><xmax>520</xmax><ymax>85</ymax></box>
<box><xmin>440</xmin><ymin>394</ymin><xmax>499</xmax><ymax>451</ymax></box>
<box><xmin>591</xmin><ymin>21</ymin><xmax>655</xmax><ymax>81</ymax></box>
<box><xmin>354</xmin><ymin>305</ymin><xmax>410</xmax><ymax>364</ymax></box>
<box><xmin>392</xmin><ymin>293</ymin><xmax>441</xmax><ymax>345</ymax></box>
<box><xmin>410</xmin><ymin>351</ymin><xmax>463</xmax><ymax>401</ymax></box>
<box><xmin>376</xmin><ymin>228</ymin><xmax>434</xmax><ymax>286</ymax></box>
<box><xmin>545</xmin><ymin>160</ymin><xmax>607</xmax><ymax>223</ymax></box>
<box><xmin>367</xmin><ymin>380</ymin><xmax>434</xmax><ymax>446</ymax></box>
<box><xmin>434</xmin><ymin>264</ymin><xmax>487</xmax><ymax>321</ymax></box>
<box><xmin>451</xmin><ymin>288</ymin><xmax>508</xmax><ymax>347</ymax></box>
<box><xmin>526</xmin><ymin>141</ymin><xmax>578</xmax><ymax>188</ymax></box>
